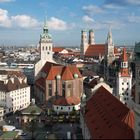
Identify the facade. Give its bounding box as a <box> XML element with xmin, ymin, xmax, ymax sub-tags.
<box><xmin>134</xmin><ymin>42</ymin><xmax>140</xmax><ymax>139</ymax></box>
<box><xmin>117</xmin><ymin>48</ymin><xmax>132</xmax><ymax>108</ymax></box>
<box><xmin>0</xmin><ymin>70</ymin><xmax>30</xmax><ymax>114</ymax></box>
<box><xmin>35</xmin><ymin>61</ymin><xmax>83</xmax><ymax>103</ymax></box>
<box><xmin>35</xmin><ymin>20</ymin><xmax>54</xmax><ymax>78</ymax></box>
<box><xmin>80</xmin><ymin>86</ymin><xmax>134</xmax><ymax>139</ymax></box>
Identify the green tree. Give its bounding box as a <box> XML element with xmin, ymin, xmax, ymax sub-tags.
<box><xmin>25</xmin><ymin>119</ymin><xmax>37</xmax><ymax>140</ymax></box>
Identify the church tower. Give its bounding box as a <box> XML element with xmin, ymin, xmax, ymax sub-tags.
<box><xmin>39</xmin><ymin>19</ymin><xmax>53</xmax><ymax>63</ymax></box>
<box><xmin>116</xmin><ymin>48</ymin><xmax>132</xmax><ymax>108</ymax></box>
<box><xmin>80</xmin><ymin>29</ymin><xmax>88</xmax><ymax>58</ymax></box>
<box><xmin>105</xmin><ymin>27</ymin><xmax>115</xmax><ymax>65</ymax></box>
<box><xmin>35</xmin><ymin>18</ymin><xmax>53</xmax><ymax>78</ymax></box>
<box><xmin>134</xmin><ymin>42</ymin><xmax>140</xmax><ymax>139</ymax></box>
<box><xmin>89</xmin><ymin>29</ymin><xmax>95</xmax><ymax>45</ymax></box>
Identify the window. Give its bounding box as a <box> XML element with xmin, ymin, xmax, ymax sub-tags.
<box><xmin>122</xmin><ymin>88</ymin><xmax>124</xmax><ymax>90</ymax></box>
<box><xmin>61</xmin><ymin>107</ymin><xmax>63</xmax><ymax>110</ymax></box>
<box><xmin>49</xmin><ymin>46</ymin><xmax>51</xmax><ymax>50</ymax></box>
<box><xmin>122</xmin><ymin>82</ymin><xmax>124</xmax><ymax>85</ymax></box>
<box><xmin>48</xmin><ymin>84</ymin><xmax>52</xmax><ymax>96</ymax></box>
<box><xmin>67</xmin><ymin>84</ymin><xmax>71</xmax><ymax>88</ymax></box>
<box><xmin>42</xmin><ymin>46</ymin><xmax>44</xmax><ymax>50</ymax></box>
<box><xmin>127</xmin><ymin>82</ymin><xmax>129</xmax><ymax>85</ymax></box>
<box><xmin>47</xmin><ymin>52</ymin><xmax>50</xmax><ymax>54</ymax></box>
<box><xmin>62</xmin><ymin>84</ymin><xmax>65</xmax><ymax>97</ymax></box>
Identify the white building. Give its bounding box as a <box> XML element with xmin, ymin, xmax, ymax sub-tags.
<box><xmin>35</xmin><ymin>19</ymin><xmax>54</xmax><ymax>78</ymax></box>
<box><xmin>0</xmin><ymin>70</ymin><xmax>30</xmax><ymax>114</ymax></box>
<box><xmin>53</xmin><ymin>96</ymin><xmax>80</xmax><ymax>114</ymax></box>
<box><xmin>117</xmin><ymin>48</ymin><xmax>132</xmax><ymax>108</ymax></box>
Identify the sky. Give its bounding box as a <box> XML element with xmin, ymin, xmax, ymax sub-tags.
<box><xmin>0</xmin><ymin>0</ymin><xmax>140</xmax><ymax>47</ymax></box>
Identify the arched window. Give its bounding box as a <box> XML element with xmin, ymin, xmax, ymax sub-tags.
<box><xmin>46</xmin><ymin>46</ymin><xmax>47</xmax><ymax>50</ymax></box>
<box><xmin>42</xmin><ymin>46</ymin><xmax>44</xmax><ymax>50</ymax></box>
<box><xmin>49</xmin><ymin>46</ymin><xmax>51</xmax><ymax>50</ymax></box>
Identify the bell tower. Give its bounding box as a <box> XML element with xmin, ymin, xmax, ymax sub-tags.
<box><xmin>40</xmin><ymin>19</ymin><xmax>53</xmax><ymax>64</ymax></box>
<box><xmin>80</xmin><ymin>29</ymin><xmax>88</xmax><ymax>58</ymax></box>
<box><xmin>89</xmin><ymin>29</ymin><xmax>95</xmax><ymax>45</ymax></box>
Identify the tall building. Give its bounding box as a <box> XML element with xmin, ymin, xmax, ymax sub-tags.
<box><xmin>35</xmin><ymin>19</ymin><xmax>54</xmax><ymax>78</ymax></box>
<box><xmin>117</xmin><ymin>48</ymin><xmax>132</xmax><ymax>108</ymax></box>
<box><xmin>80</xmin><ymin>29</ymin><xmax>88</xmax><ymax>58</ymax></box>
<box><xmin>134</xmin><ymin>42</ymin><xmax>140</xmax><ymax>139</ymax></box>
<box><xmin>105</xmin><ymin>27</ymin><xmax>115</xmax><ymax>65</ymax></box>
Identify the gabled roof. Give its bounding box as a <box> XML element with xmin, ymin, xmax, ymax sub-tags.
<box><xmin>84</xmin><ymin>86</ymin><xmax>134</xmax><ymax>139</ymax></box>
<box><xmin>85</xmin><ymin>44</ymin><xmax>106</xmax><ymax>57</ymax></box>
<box><xmin>35</xmin><ymin>62</ymin><xmax>82</xmax><ymax>88</ymax></box>
<box><xmin>61</xmin><ymin>66</ymin><xmax>74</xmax><ymax>80</ymax></box>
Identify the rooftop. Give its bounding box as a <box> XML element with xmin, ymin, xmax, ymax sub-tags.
<box><xmin>84</xmin><ymin>86</ymin><xmax>134</xmax><ymax>139</ymax></box>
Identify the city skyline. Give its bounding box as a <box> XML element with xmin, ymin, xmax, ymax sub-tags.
<box><xmin>0</xmin><ymin>0</ymin><xmax>140</xmax><ymax>46</ymax></box>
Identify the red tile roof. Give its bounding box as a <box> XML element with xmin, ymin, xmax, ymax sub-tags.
<box><xmin>47</xmin><ymin>66</ymin><xmax>63</xmax><ymax>80</ymax></box>
<box><xmin>120</xmin><ymin>48</ymin><xmax>130</xmax><ymax>77</ymax></box>
<box><xmin>53</xmin><ymin>47</ymin><xmax>65</xmax><ymax>53</ymax></box>
<box><xmin>84</xmin><ymin>86</ymin><xmax>134</xmax><ymax>139</ymax></box>
<box><xmin>61</xmin><ymin>66</ymin><xmax>74</xmax><ymax>80</ymax></box>
<box><xmin>39</xmin><ymin>62</ymin><xmax>82</xmax><ymax>80</ymax></box>
<box><xmin>122</xmin><ymin>48</ymin><xmax>128</xmax><ymax>62</ymax></box>
<box><xmin>53</xmin><ymin>96</ymin><xmax>80</xmax><ymax>106</ymax></box>
<box><xmin>85</xmin><ymin>44</ymin><xmax>106</xmax><ymax>57</ymax></box>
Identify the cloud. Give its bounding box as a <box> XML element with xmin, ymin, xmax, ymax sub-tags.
<box><xmin>47</xmin><ymin>17</ymin><xmax>68</xmax><ymax>30</ymax></box>
<box><xmin>104</xmin><ymin>0</ymin><xmax>140</xmax><ymax>6</ymax></box>
<box><xmin>82</xmin><ymin>15</ymin><xmax>94</xmax><ymax>23</ymax></box>
<box><xmin>127</xmin><ymin>13</ymin><xmax>140</xmax><ymax>23</ymax></box>
<box><xmin>103</xmin><ymin>3</ymin><xmax>124</xmax><ymax>9</ymax></box>
<box><xmin>0</xmin><ymin>8</ymin><xmax>41</xmax><ymax>29</ymax></box>
<box><xmin>11</xmin><ymin>15</ymin><xmax>41</xmax><ymax>28</ymax></box>
<box><xmin>82</xmin><ymin>5</ymin><xmax>104</xmax><ymax>15</ymax></box>
<box><xmin>0</xmin><ymin>8</ymin><xmax>11</xmax><ymax>27</ymax></box>
<box><xmin>0</xmin><ymin>0</ymin><xmax>14</xmax><ymax>3</ymax></box>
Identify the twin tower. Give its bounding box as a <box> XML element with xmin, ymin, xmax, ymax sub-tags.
<box><xmin>80</xmin><ymin>29</ymin><xmax>95</xmax><ymax>57</ymax></box>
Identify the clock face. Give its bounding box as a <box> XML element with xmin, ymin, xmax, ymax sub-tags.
<box><xmin>123</xmin><ymin>78</ymin><xmax>127</xmax><ymax>82</ymax></box>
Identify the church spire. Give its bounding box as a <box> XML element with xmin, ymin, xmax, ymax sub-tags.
<box><xmin>106</xmin><ymin>26</ymin><xmax>113</xmax><ymax>45</ymax></box>
<box><xmin>43</xmin><ymin>16</ymin><xmax>48</xmax><ymax>34</ymax></box>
